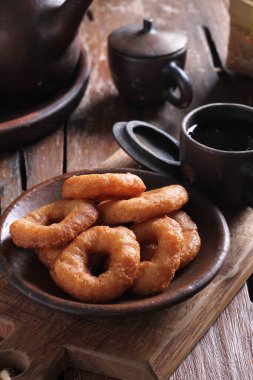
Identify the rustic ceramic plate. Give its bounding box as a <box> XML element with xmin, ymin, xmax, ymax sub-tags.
<box><xmin>0</xmin><ymin>49</ymin><xmax>89</xmax><ymax>152</ymax></box>
<box><xmin>0</xmin><ymin>169</ymin><xmax>230</xmax><ymax>316</ymax></box>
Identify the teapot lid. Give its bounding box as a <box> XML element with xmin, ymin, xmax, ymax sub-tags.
<box><xmin>108</xmin><ymin>19</ymin><xmax>188</xmax><ymax>58</ymax></box>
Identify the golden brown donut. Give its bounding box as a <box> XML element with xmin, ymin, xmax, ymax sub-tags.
<box><xmin>10</xmin><ymin>200</ymin><xmax>98</xmax><ymax>249</ymax></box>
<box><xmin>36</xmin><ymin>244</ymin><xmax>110</xmax><ymax>271</ymax></box>
<box><xmin>169</xmin><ymin>210</ymin><xmax>201</xmax><ymax>269</ymax></box>
<box><xmin>130</xmin><ymin>216</ymin><xmax>184</xmax><ymax>295</ymax></box>
<box><xmin>98</xmin><ymin>185</ymin><xmax>188</xmax><ymax>224</ymax></box>
<box><xmin>36</xmin><ymin>246</ymin><xmax>65</xmax><ymax>269</ymax></box>
<box><xmin>51</xmin><ymin>226</ymin><xmax>140</xmax><ymax>303</ymax></box>
<box><xmin>140</xmin><ymin>212</ymin><xmax>201</xmax><ymax>270</ymax></box>
<box><xmin>62</xmin><ymin>173</ymin><xmax>146</xmax><ymax>200</ymax></box>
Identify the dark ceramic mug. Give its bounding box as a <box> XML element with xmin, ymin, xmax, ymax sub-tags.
<box><xmin>181</xmin><ymin>103</ymin><xmax>253</xmax><ymax>208</ymax></box>
<box><xmin>108</xmin><ymin>20</ymin><xmax>193</xmax><ymax>108</ymax></box>
<box><xmin>108</xmin><ymin>48</ymin><xmax>193</xmax><ymax>108</ymax></box>
<box><xmin>113</xmin><ymin>103</ymin><xmax>253</xmax><ymax>208</ymax></box>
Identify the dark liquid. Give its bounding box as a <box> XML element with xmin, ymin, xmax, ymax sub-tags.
<box><xmin>188</xmin><ymin>118</ymin><xmax>253</xmax><ymax>151</ymax></box>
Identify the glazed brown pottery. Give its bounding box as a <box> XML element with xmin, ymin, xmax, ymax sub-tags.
<box><xmin>108</xmin><ymin>19</ymin><xmax>193</xmax><ymax>107</ymax></box>
<box><xmin>0</xmin><ymin>50</ymin><xmax>90</xmax><ymax>152</ymax></box>
<box><xmin>181</xmin><ymin>103</ymin><xmax>253</xmax><ymax>208</ymax></box>
<box><xmin>0</xmin><ymin>168</ymin><xmax>230</xmax><ymax>316</ymax></box>
<box><xmin>0</xmin><ymin>0</ymin><xmax>93</xmax><ymax>100</ymax></box>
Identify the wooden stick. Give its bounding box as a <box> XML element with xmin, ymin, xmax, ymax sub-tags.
<box><xmin>102</xmin><ymin>149</ymin><xmax>137</xmax><ymax>169</ymax></box>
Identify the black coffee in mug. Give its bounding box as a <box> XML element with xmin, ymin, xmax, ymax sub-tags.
<box><xmin>181</xmin><ymin>103</ymin><xmax>253</xmax><ymax>208</ymax></box>
<box><xmin>188</xmin><ymin>118</ymin><xmax>253</xmax><ymax>151</ymax></box>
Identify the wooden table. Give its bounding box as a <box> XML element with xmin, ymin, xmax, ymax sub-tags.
<box><xmin>0</xmin><ymin>0</ymin><xmax>252</xmax><ymax>379</ymax></box>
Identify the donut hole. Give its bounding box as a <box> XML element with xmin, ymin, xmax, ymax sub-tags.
<box><xmin>140</xmin><ymin>243</ymin><xmax>157</xmax><ymax>262</ymax></box>
<box><xmin>87</xmin><ymin>251</ymin><xmax>110</xmax><ymax>277</ymax></box>
<box><xmin>42</xmin><ymin>214</ymin><xmax>64</xmax><ymax>226</ymax></box>
<box><xmin>30</xmin><ymin>203</ymin><xmax>72</xmax><ymax>226</ymax></box>
<box><xmin>29</xmin><ymin>214</ymin><xmax>63</xmax><ymax>227</ymax></box>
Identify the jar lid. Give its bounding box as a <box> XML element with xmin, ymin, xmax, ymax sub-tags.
<box><xmin>108</xmin><ymin>19</ymin><xmax>188</xmax><ymax>58</ymax></box>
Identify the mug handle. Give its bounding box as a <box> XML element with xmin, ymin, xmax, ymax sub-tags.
<box><xmin>126</xmin><ymin>120</ymin><xmax>180</xmax><ymax>169</ymax></box>
<box><xmin>162</xmin><ymin>61</ymin><xmax>193</xmax><ymax>108</ymax></box>
<box><xmin>113</xmin><ymin>121</ymin><xmax>181</xmax><ymax>177</ymax></box>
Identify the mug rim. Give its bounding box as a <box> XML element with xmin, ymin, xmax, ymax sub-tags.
<box><xmin>182</xmin><ymin>103</ymin><xmax>253</xmax><ymax>155</ymax></box>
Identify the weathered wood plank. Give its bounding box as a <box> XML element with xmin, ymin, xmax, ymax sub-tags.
<box><xmin>0</xmin><ymin>153</ymin><xmax>22</xmax><ymax>213</ymax></box>
<box><xmin>171</xmin><ymin>285</ymin><xmax>252</xmax><ymax>380</ymax></box>
<box><xmin>63</xmin><ymin>369</ymin><xmax>116</xmax><ymax>380</ymax></box>
<box><xmin>65</xmin><ymin>0</ymin><xmax>143</xmax><ymax>172</ymax></box>
<box><xmin>24</xmin><ymin>127</ymin><xmax>64</xmax><ymax>189</ymax></box>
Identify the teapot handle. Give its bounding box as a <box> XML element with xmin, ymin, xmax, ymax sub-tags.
<box><xmin>162</xmin><ymin>62</ymin><xmax>193</xmax><ymax>108</ymax></box>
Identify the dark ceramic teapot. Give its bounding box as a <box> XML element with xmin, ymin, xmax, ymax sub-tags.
<box><xmin>0</xmin><ymin>0</ymin><xmax>93</xmax><ymax>99</ymax></box>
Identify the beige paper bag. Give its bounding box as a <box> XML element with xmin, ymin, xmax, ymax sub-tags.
<box><xmin>227</xmin><ymin>0</ymin><xmax>253</xmax><ymax>77</ymax></box>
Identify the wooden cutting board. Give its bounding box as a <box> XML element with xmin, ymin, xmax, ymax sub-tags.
<box><xmin>0</xmin><ymin>154</ymin><xmax>252</xmax><ymax>380</ymax></box>
<box><xmin>0</xmin><ymin>0</ymin><xmax>252</xmax><ymax>378</ymax></box>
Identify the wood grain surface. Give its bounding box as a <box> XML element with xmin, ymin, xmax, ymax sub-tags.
<box><xmin>0</xmin><ymin>0</ymin><xmax>252</xmax><ymax>379</ymax></box>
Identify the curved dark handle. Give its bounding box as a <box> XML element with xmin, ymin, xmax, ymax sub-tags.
<box><xmin>126</xmin><ymin>120</ymin><xmax>180</xmax><ymax>168</ymax></box>
<box><xmin>162</xmin><ymin>61</ymin><xmax>193</xmax><ymax>108</ymax></box>
<box><xmin>113</xmin><ymin>121</ymin><xmax>181</xmax><ymax>177</ymax></box>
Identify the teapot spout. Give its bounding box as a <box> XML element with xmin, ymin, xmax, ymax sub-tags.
<box><xmin>44</xmin><ymin>0</ymin><xmax>93</xmax><ymax>53</ymax></box>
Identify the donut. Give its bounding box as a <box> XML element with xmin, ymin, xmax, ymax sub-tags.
<box><xmin>169</xmin><ymin>210</ymin><xmax>201</xmax><ymax>269</ymax></box>
<box><xmin>51</xmin><ymin>226</ymin><xmax>140</xmax><ymax>303</ymax></box>
<box><xmin>36</xmin><ymin>246</ymin><xmax>65</xmax><ymax>269</ymax></box>
<box><xmin>36</xmin><ymin>243</ymin><xmax>110</xmax><ymax>271</ymax></box>
<box><xmin>10</xmin><ymin>200</ymin><xmax>98</xmax><ymax>249</ymax></box>
<box><xmin>139</xmin><ymin>211</ymin><xmax>201</xmax><ymax>270</ymax></box>
<box><xmin>62</xmin><ymin>173</ymin><xmax>146</xmax><ymax>200</ymax></box>
<box><xmin>98</xmin><ymin>185</ymin><xmax>188</xmax><ymax>224</ymax></box>
<box><xmin>130</xmin><ymin>216</ymin><xmax>184</xmax><ymax>295</ymax></box>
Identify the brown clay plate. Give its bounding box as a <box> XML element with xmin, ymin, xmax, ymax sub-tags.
<box><xmin>0</xmin><ymin>49</ymin><xmax>90</xmax><ymax>152</ymax></box>
<box><xmin>0</xmin><ymin>169</ymin><xmax>230</xmax><ymax>316</ymax></box>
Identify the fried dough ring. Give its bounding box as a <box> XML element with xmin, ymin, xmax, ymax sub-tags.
<box><xmin>140</xmin><ymin>211</ymin><xmax>201</xmax><ymax>270</ymax></box>
<box><xmin>98</xmin><ymin>185</ymin><xmax>188</xmax><ymax>224</ymax></box>
<box><xmin>130</xmin><ymin>216</ymin><xmax>184</xmax><ymax>295</ymax></box>
<box><xmin>37</xmin><ymin>245</ymin><xmax>111</xmax><ymax>272</ymax></box>
<box><xmin>51</xmin><ymin>226</ymin><xmax>140</xmax><ymax>303</ymax></box>
<box><xmin>62</xmin><ymin>173</ymin><xmax>146</xmax><ymax>200</ymax></box>
<box><xmin>170</xmin><ymin>210</ymin><xmax>201</xmax><ymax>269</ymax></box>
<box><xmin>37</xmin><ymin>243</ymin><xmax>111</xmax><ymax>271</ymax></box>
<box><xmin>36</xmin><ymin>246</ymin><xmax>65</xmax><ymax>269</ymax></box>
<box><xmin>10</xmin><ymin>200</ymin><xmax>98</xmax><ymax>249</ymax></box>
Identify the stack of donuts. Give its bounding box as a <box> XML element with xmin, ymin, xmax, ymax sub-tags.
<box><xmin>10</xmin><ymin>173</ymin><xmax>201</xmax><ymax>303</ymax></box>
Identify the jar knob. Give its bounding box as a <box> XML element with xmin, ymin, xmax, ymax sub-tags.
<box><xmin>143</xmin><ymin>19</ymin><xmax>153</xmax><ymax>33</ymax></box>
